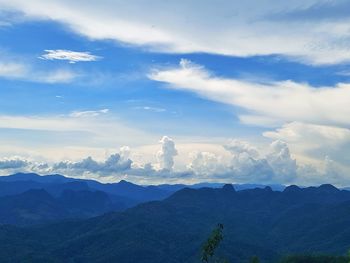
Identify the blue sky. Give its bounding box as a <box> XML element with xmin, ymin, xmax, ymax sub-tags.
<box><xmin>0</xmin><ymin>1</ymin><xmax>350</xmax><ymax>186</ymax></box>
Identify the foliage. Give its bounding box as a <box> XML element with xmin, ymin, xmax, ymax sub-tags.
<box><xmin>201</xmin><ymin>223</ymin><xmax>224</xmax><ymax>262</ymax></box>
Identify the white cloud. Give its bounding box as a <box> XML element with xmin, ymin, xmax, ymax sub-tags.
<box><xmin>0</xmin><ymin>157</ymin><xmax>29</xmax><ymax>169</ymax></box>
<box><xmin>295</xmin><ymin>156</ymin><xmax>350</xmax><ymax>186</ymax></box>
<box><xmin>34</xmin><ymin>69</ymin><xmax>78</xmax><ymax>83</ymax></box>
<box><xmin>1</xmin><ymin>136</ymin><xmax>349</xmax><ymax>186</ymax></box>
<box><xmin>69</xmin><ymin>109</ymin><xmax>109</xmax><ymax>118</ymax></box>
<box><xmin>134</xmin><ymin>106</ymin><xmax>166</xmax><ymax>113</ymax></box>
<box><xmin>187</xmin><ymin>151</ymin><xmax>225</xmax><ymax>176</ymax></box>
<box><xmin>177</xmin><ymin>138</ymin><xmax>298</xmax><ymax>184</ymax></box>
<box><xmin>0</xmin><ymin>112</ymin><xmax>155</xmax><ymax>150</ymax></box>
<box><xmin>264</xmin><ymin>122</ymin><xmax>350</xmax><ymax>167</ymax></box>
<box><xmin>149</xmin><ymin>59</ymin><xmax>350</xmax><ymax>128</ymax></box>
<box><xmin>2</xmin><ymin>1</ymin><xmax>350</xmax><ymax>64</ymax></box>
<box><xmin>224</xmin><ymin>140</ymin><xmax>276</xmax><ymax>183</ymax></box>
<box><xmin>264</xmin><ymin>122</ymin><xmax>350</xmax><ymax>145</ymax></box>
<box><xmin>52</xmin><ymin>152</ymin><xmax>132</xmax><ymax>176</ymax></box>
<box><xmin>224</xmin><ymin>139</ymin><xmax>260</xmax><ymax>159</ymax></box>
<box><xmin>0</xmin><ymin>62</ymin><xmax>27</xmax><ymax>78</ymax></box>
<box><xmin>157</xmin><ymin>136</ymin><xmax>178</xmax><ymax>170</ymax></box>
<box><xmin>119</xmin><ymin>146</ymin><xmax>131</xmax><ymax>162</ymax></box>
<box><xmin>0</xmin><ymin>150</ymin><xmax>132</xmax><ymax>177</ymax></box>
<box><xmin>0</xmin><ymin>57</ymin><xmax>77</xmax><ymax>83</ymax></box>
<box><xmin>266</xmin><ymin>140</ymin><xmax>297</xmax><ymax>182</ymax></box>
<box><xmin>39</xmin><ymin>49</ymin><xmax>101</xmax><ymax>63</ymax></box>
<box><xmin>185</xmin><ymin>138</ymin><xmax>348</xmax><ymax>186</ymax></box>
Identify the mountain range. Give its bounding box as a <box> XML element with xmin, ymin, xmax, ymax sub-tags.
<box><xmin>0</xmin><ymin>176</ymin><xmax>350</xmax><ymax>262</ymax></box>
<box><xmin>0</xmin><ymin>173</ymin><xmax>286</xmax><ymax>226</ymax></box>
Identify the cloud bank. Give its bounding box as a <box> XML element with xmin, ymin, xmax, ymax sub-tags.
<box><xmin>1</xmin><ymin>136</ymin><xmax>347</xmax><ymax>186</ymax></box>
<box><xmin>52</xmin><ymin>153</ymin><xmax>132</xmax><ymax>176</ymax></box>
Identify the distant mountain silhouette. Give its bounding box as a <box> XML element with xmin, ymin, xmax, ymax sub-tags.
<box><xmin>0</xmin><ymin>188</ymin><xmax>126</xmax><ymax>225</ymax></box>
<box><xmin>0</xmin><ymin>173</ymin><xmax>286</xmax><ymax>201</ymax></box>
<box><xmin>0</xmin><ymin>173</ymin><xmax>171</xmax><ymax>204</ymax></box>
<box><xmin>0</xmin><ymin>173</ymin><xmax>287</xmax><ymax>210</ymax></box>
<box><xmin>0</xmin><ymin>173</ymin><xmax>72</xmax><ymax>183</ymax></box>
<box><xmin>156</xmin><ymin>182</ymin><xmax>286</xmax><ymax>192</ymax></box>
<box><xmin>1</xmin><ymin>184</ymin><xmax>350</xmax><ymax>262</ymax></box>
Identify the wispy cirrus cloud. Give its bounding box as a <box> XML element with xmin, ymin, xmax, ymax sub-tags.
<box><xmin>39</xmin><ymin>49</ymin><xmax>101</xmax><ymax>63</ymax></box>
<box><xmin>0</xmin><ymin>62</ymin><xmax>26</xmax><ymax>78</ymax></box>
<box><xmin>69</xmin><ymin>109</ymin><xmax>109</xmax><ymax>118</ymax></box>
<box><xmin>0</xmin><ymin>58</ymin><xmax>77</xmax><ymax>83</ymax></box>
<box><xmin>34</xmin><ymin>68</ymin><xmax>78</xmax><ymax>83</ymax></box>
<box><xmin>0</xmin><ymin>111</ymin><xmax>155</xmax><ymax>153</ymax></box>
<box><xmin>133</xmin><ymin>106</ymin><xmax>166</xmax><ymax>113</ymax></box>
<box><xmin>2</xmin><ymin>0</ymin><xmax>350</xmax><ymax>64</ymax></box>
<box><xmin>149</xmin><ymin>59</ymin><xmax>350</xmax><ymax>128</ymax></box>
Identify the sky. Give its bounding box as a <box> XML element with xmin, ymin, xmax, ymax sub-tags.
<box><xmin>0</xmin><ymin>0</ymin><xmax>350</xmax><ymax>186</ymax></box>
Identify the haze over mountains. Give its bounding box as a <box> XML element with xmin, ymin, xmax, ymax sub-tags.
<box><xmin>0</xmin><ymin>173</ymin><xmax>350</xmax><ymax>262</ymax></box>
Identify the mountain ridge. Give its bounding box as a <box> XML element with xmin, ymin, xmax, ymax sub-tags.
<box><xmin>0</xmin><ymin>183</ymin><xmax>350</xmax><ymax>262</ymax></box>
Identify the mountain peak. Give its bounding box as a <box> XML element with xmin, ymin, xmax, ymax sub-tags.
<box><xmin>118</xmin><ymin>180</ymin><xmax>132</xmax><ymax>185</ymax></box>
<box><xmin>283</xmin><ymin>185</ymin><xmax>301</xmax><ymax>193</ymax></box>
<box><xmin>318</xmin><ymin>184</ymin><xmax>339</xmax><ymax>193</ymax></box>
<box><xmin>264</xmin><ymin>186</ymin><xmax>273</xmax><ymax>192</ymax></box>
<box><xmin>222</xmin><ymin>184</ymin><xmax>235</xmax><ymax>192</ymax></box>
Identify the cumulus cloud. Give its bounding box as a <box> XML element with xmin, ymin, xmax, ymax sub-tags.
<box><xmin>32</xmin><ymin>142</ymin><xmax>190</xmax><ymax>182</ymax></box>
<box><xmin>321</xmin><ymin>156</ymin><xmax>350</xmax><ymax>185</ymax></box>
<box><xmin>39</xmin><ymin>49</ymin><xmax>101</xmax><ymax>63</ymax></box>
<box><xmin>52</xmin><ymin>153</ymin><xmax>132</xmax><ymax>176</ymax></box>
<box><xmin>187</xmin><ymin>151</ymin><xmax>225</xmax><ymax>176</ymax></box>
<box><xmin>264</xmin><ymin>122</ymin><xmax>350</xmax><ymax>167</ymax></box>
<box><xmin>230</xmin><ymin>156</ymin><xmax>275</xmax><ymax>183</ymax></box>
<box><xmin>187</xmin><ymin>139</ymin><xmax>299</xmax><ymax>184</ymax></box>
<box><xmin>150</xmin><ymin>59</ymin><xmax>350</xmax><ymax>128</ymax></box>
<box><xmin>157</xmin><ymin>136</ymin><xmax>178</xmax><ymax>170</ymax></box>
<box><xmin>225</xmin><ymin>140</ymin><xmax>275</xmax><ymax>183</ymax></box>
<box><xmin>295</xmin><ymin>155</ymin><xmax>350</xmax><ymax>186</ymax></box>
<box><xmin>224</xmin><ymin>139</ymin><xmax>260</xmax><ymax>159</ymax></box>
<box><xmin>119</xmin><ymin>146</ymin><xmax>131</xmax><ymax>162</ymax></box>
<box><xmin>266</xmin><ymin>140</ymin><xmax>297</xmax><ymax>182</ymax></box>
<box><xmin>0</xmin><ymin>157</ymin><xmax>29</xmax><ymax>169</ymax></box>
<box><xmin>0</xmin><ymin>139</ymin><xmax>306</xmax><ymax>185</ymax></box>
<box><xmin>125</xmin><ymin>162</ymin><xmax>193</xmax><ymax>183</ymax></box>
<box><xmin>2</xmin><ymin>0</ymin><xmax>350</xmax><ymax>64</ymax></box>
<box><xmin>185</xmin><ymin>137</ymin><xmax>350</xmax><ymax>186</ymax></box>
<box><xmin>0</xmin><ymin>136</ymin><xmax>348</xmax><ymax>186</ymax></box>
